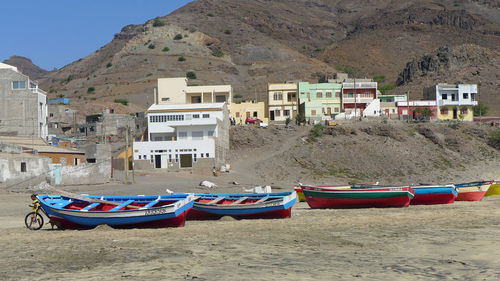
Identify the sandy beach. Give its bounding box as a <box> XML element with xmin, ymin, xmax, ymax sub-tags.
<box><xmin>1</xmin><ymin>171</ymin><xmax>499</xmax><ymax>281</ymax></box>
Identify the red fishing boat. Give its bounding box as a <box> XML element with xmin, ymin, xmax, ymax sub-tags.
<box><xmin>302</xmin><ymin>185</ymin><xmax>414</xmax><ymax>209</ymax></box>
<box><xmin>455</xmin><ymin>181</ymin><xmax>493</xmax><ymax>201</ymax></box>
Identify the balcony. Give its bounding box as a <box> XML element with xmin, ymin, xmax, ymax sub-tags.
<box><xmin>438</xmin><ymin>100</ymin><xmax>478</xmax><ymax>107</ymax></box>
<box><xmin>342</xmin><ymin>97</ymin><xmax>374</xmax><ymax>104</ymax></box>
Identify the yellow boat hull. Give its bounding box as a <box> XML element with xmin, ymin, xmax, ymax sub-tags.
<box><xmin>485</xmin><ymin>183</ymin><xmax>500</xmax><ymax>196</ymax></box>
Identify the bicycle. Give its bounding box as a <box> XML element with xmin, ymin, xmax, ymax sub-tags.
<box><xmin>25</xmin><ymin>194</ymin><xmax>45</xmax><ymax>230</ymax></box>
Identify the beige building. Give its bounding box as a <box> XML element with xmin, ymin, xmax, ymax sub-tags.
<box><xmin>156</xmin><ymin>77</ymin><xmax>232</xmax><ymax>109</ymax></box>
<box><xmin>268</xmin><ymin>82</ymin><xmax>298</xmax><ymax>122</ymax></box>
<box><xmin>231</xmin><ymin>100</ymin><xmax>268</xmax><ymax>124</ymax></box>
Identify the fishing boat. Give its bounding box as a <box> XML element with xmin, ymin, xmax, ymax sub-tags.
<box><xmin>37</xmin><ymin>193</ymin><xmax>194</xmax><ymax>229</ymax></box>
<box><xmin>455</xmin><ymin>180</ymin><xmax>493</xmax><ymax>201</ymax></box>
<box><xmin>485</xmin><ymin>181</ymin><xmax>500</xmax><ymax>196</ymax></box>
<box><xmin>186</xmin><ymin>192</ymin><xmax>297</xmax><ymax>220</ymax></box>
<box><xmin>295</xmin><ymin>182</ymin><xmax>378</xmax><ymax>202</ymax></box>
<box><xmin>410</xmin><ymin>184</ymin><xmax>458</xmax><ymax>205</ymax></box>
<box><xmin>302</xmin><ymin>185</ymin><xmax>414</xmax><ymax>209</ymax></box>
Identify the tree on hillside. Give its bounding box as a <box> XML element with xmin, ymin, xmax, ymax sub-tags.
<box><xmin>413</xmin><ymin>107</ymin><xmax>434</xmax><ymax>121</ymax></box>
<box><xmin>473</xmin><ymin>103</ymin><xmax>489</xmax><ymax>117</ymax></box>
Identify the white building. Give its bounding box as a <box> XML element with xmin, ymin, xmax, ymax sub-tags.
<box><xmin>133</xmin><ymin>103</ymin><xmax>229</xmax><ymax>170</ymax></box>
<box><xmin>423</xmin><ymin>84</ymin><xmax>478</xmax><ymax>121</ymax></box>
<box><xmin>0</xmin><ymin>63</ymin><xmax>48</xmax><ymax>139</ymax></box>
<box><xmin>155</xmin><ymin>77</ymin><xmax>232</xmax><ymax>109</ymax></box>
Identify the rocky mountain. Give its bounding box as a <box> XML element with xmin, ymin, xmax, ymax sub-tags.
<box><xmin>25</xmin><ymin>0</ymin><xmax>499</xmax><ymax>115</ymax></box>
<box><xmin>3</xmin><ymin>56</ymin><xmax>50</xmax><ymax>80</ymax></box>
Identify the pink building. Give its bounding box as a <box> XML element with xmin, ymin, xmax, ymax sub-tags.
<box><xmin>397</xmin><ymin>101</ymin><xmax>438</xmax><ymax>121</ymax></box>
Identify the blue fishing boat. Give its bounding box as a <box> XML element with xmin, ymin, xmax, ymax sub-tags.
<box><xmin>186</xmin><ymin>192</ymin><xmax>297</xmax><ymax>220</ymax></box>
<box><xmin>410</xmin><ymin>184</ymin><xmax>458</xmax><ymax>205</ymax></box>
<box><xmin>37</xmin><ymin>193</ymin><xmax>194</xmax><ymax>229</ymax></box>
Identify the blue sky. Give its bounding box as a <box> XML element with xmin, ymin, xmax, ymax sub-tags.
<box><xmin>0</xmin><ymin>0</ymin><xmax>193</xmax><ymax>70</ymax></box>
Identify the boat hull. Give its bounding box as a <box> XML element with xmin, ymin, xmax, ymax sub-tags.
<box><xmin>455</xmin><ymin>182</ymin><xmax>492</xmax><ymax>201</ymax></box>
<box><xmin>411</xmin><ymin>186</ymin><xmax>457</xmax><ymax>205</ymax></box>
<box><xmin>186</xmin><ymin>192</ymin><xmax>296</xmax><ymax>220</ymax></box>
<box><xmin>294</xmin><ymin>187</ymin><xmax>306</xmax><ymax>202</ymax></box>
<box><xmin>485</xmin><ymin>183</ymin><xmax>500</xmax><ymax>196</ymax></box>
<box><xmin>38</xmin><ymin>194</ymin><xmax>194</xmax><ymax>229</ymax></box>
<box><xmin>303</xmin><ymin>187</ymin><xmax>414</xmax><ymax>209</ymax></box>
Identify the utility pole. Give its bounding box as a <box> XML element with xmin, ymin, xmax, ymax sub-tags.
<box><xmin>354</xmin><ymin>77</ymin><xmax>357</xmax><ymax>120</ymax></box>
<box><xmin>125</xmin><ymin>125</ymin><xmax>129</xmax><ymax>183</ymax></box>
<box><xmin>406</xmin><ymin>91</ymin><xmax>410</xmax><ymax>124</ymax></box>
<box><xmin>478</xmin><ymin>81</ymin><xmax>481</xmax><ymax>122</ymax></box>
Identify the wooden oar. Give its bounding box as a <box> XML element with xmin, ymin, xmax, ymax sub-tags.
<box><xmin>51</xmin><ymin>188</ymin><xmax>141</xmax><ymax>210</ymax></box>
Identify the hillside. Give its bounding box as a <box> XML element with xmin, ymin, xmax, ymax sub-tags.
<box><xmin>229</xmin><ymin>122</ymin><xmax>500</xmax><ymax>187</ymax></box>
<box><xmin>2</xmin><ymin>56</ymin><xmax>50</xmax><ymax>80</ymax></box>
<box><xmin>6</xmin><ymin>0</ymin><xmax>497</xmax><ymax>115</ymax></box>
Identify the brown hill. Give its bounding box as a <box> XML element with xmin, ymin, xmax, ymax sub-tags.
<box><xmin>3</xmin><ymin>56</ymin><xmax>50</xmax><ymax>80</ymax></box>
<box><xmin>34</xmin><ymin>0</ymin><xmax>499</xmax><ymax>115</ymax></box>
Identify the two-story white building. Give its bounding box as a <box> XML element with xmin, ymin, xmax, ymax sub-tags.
<box><xmin>133</xmin><ymin>102</ymin><xmax>229</xmax><ymax>170</ymax></box>
<box><xmin>423</xmin><ymin>84</ymin><xmax>478</xmax><ymax>121</ymax></box>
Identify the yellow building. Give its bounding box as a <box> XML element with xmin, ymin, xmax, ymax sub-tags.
<box><xmin>268</xmin><ymin>82</ymin><xmax>298</xmax><ymax>122</ymax></box>
<box><xmin>230</xmin><ymin>100</ymin><xmax>268</xmax><ymax>124</ymax></box>
<box><xmin>423</xmin><ymin>84</ymin><xmax>477</xmax><ymax>122</ymax></box>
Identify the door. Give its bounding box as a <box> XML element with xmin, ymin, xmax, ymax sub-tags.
<box><xmin>52</xmin><ymin>164</ymin><xmax>61</xmax><ymax>185</ymax></box>
<box><xmin>155</xmin><ymin>155</ymin><xmax>161</xmax><ymax>168</ymax></box>
<box><xmin>327</xmin><ymin>107</ymin><xmax>332</xmax><ymax>116</ymax></box>
<box><xmin>270</xmin><ymin>111</ymin><xmax>275</xmax><ymax>121</ymax></box>
<box><xmin>161</xmin><ymin>155</ymin><xmax>169</xmax><ymax>169</ymax></box>
<box><xmin>180</xmin><ymin>154</ymin><xmax>193</xmax><ymax>168</ymax></box>
<box><xmin>453</xmin><ymin>108</ymin><xmax>458</xmax><ymax>119</ymax></box>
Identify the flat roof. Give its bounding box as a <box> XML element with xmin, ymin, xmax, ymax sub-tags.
<box><xmin>147</xmin><ymin>102</ymin><xmax>225</xmax><ymax>112</ymax></box>
<box><xmin>0</xmin><ymin>136</ymin><xmax>84</xmax><ymax>154</ymax></box>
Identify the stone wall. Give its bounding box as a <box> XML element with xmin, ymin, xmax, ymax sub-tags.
<box><xmin>0</xmin><ymin>153</ymin><xmax>51</xmax><ymax>188</ymax></box>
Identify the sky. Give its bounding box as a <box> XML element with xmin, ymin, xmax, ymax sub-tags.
<box><xmin>0</xmin><ymin>0</ymin><xmax>194</xmax><ymax>70</ymax></box>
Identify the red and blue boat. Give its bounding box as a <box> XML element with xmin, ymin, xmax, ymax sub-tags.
<box><xmin>410</xmin><ymin>184</ymin><xmax>458</xmax><ymax>205</ymax></box>
<box><xmin>301</xmin><ymin>185</ymin><xmax>414</xmax><ymax>208</ymax></box>
<box><xmin>455</xmin><ymin>180</ymin><xmax>493</xmax><ymax>201</ymax></box>
<box><xmin>186</xmin><ymin>192</ymin><xmax>297</xmax><ymax>220</ymax></box>
<box><xmin>37</xmin><ymin>193</ymin><xmax>194</xmax><ymax>229</ymax></box>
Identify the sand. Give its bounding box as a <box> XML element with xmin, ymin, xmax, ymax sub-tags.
<box><xmin>1</xmin><ymin>174</ymin><xmax>500</xmax><ymax>280</ymax></box>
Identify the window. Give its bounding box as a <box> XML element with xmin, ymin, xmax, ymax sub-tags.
<box><xmin>307</xmin><ymin>92</ymin><xmax>311</xmax><ymax>101</ymax></box>
<box><xmin>200</xmin><ymin>153</ymin><xmax>203</xmax><ymax>158</ymax></box>
<box><xmin>208</xmin><ymin>131</ymin><xmax>214</xmax><ymax>137</ymax></box>
<box><xmin>175</xmin><ymin>154</ymin><xmax>178</xmax><ymax>163</ymax></box>
<box><xmin>235</xmin><ymin>112</ymin><xmax>240</xmax><ymax>118</ymax></box>
<box><xmin>150</xmin><ymin>155</ymin><xmax>154</xmax><ymax>163</ymax></box>
<box><xmin>316</xmin><ymin>92</ymin><xmax>322</xmax><ymax>98</ymax></box>
<box><xmin>253</xmin><ymin>111</ymin><xmax>257</xmax><ymax>117</ymax></box>
<box><xmin>334</xmin><ymin>107</ymin><xmax>339</xmax><ymax>113</ymax></box>
<box><xmin>440</xmin><ymin>108</ymin><xmax>448</xmax><ymax>115</ymax></box>
<box><xmin>392</xmin><ymin>109</ymin><xmax>396</xmax><ymax>113</ymax></box>
<box><xmin>49</xmin><ymin>113</ymin><xmax>54</xmax><ymax>117</ymax></box>
<box><xmin>154</xmin><ymin>137</ymin><xmax>163</xmax><ymax>141</ymax></box>
<box><xmin>273</xmin><ymin>92</ymin><xmax>282</xmax><ymax>101</ymax></box>
<box><xmin>284</xmin><ymin>110</ymin><xmax>290</xmax><ymax>116</ymax></box>
<box><xmin>364</xmin><ymin>92</ymin><xmax>371</xmax><ymax>98</ymax></box>
<box><xmin>442</xmin><ymin>94</ymin><xmax>448</xmax><ymax>100</ymax></box>
<box><xmin>20</xmin><ymin>162</ymin><xmax>26</xmax><ymax>172</ymax></box>
<box><xmin>322</xmin><ymin>108</ymin><xmax>325</xmax><ymax>114</ymax></box>
<box><xmin>325</xmin><ymin>92</ymin><xmax>332</xmax><ymax>98</ymax></box>
<box><xmin>471</xmin><ymin>93</ymin><xmax>476</xmax><ymax>101</ymax></box>
<box><xmin>191</xmin><ymin>96</ymin><xmax>201</xmax><ymax>103</ymax></box>
<box><xmin>206</xmin><ymin>153</ymin><xmax>209</xmax><ymax>158</ymax></box>
<box><xmin>192</xmin><ymin>131</ymin><xmax>204</xmax><ymax>140</ymax></box>
<box><xmin>193</xmin><ymin>114</ymin><xmax>200</xmax><ymax>119</ymax></box>
<box><xmin>287</xmin><ymin>92</ymin><xmax>296</xmax><ymax>101</ymax></box>
<box><xmin>169</xmin><ymin>154</ymin><xmax>172</xmax><ymax>163</ymax></box>
<box><xmin>348</xmin><ymin>92</ymin><xmax>354</xmax><ymax>98</ymax></box>
<box><xmin>161</xmin><ymin>97</ymin><xmax>170</xmax><ymax>102</ymax></box>
<box><xmin>216</xmin><ymin>95</ymin><xmax>226</xmax><ymax>102</ymax></box>
<box><xmin>138</xmin><ymin>155</ymin><xmax>142</xmax><ymax>160</ymax></box>
<box><xmin>460</xmin><ymin>108</ymin><xmax>468</xmax><ymax>114</ymax></box>
<box><xmin>311</xmin><ymin>110</ymin><xmax>316</xmax><ymax>115</ymax></box>
<box><xmin>12</xmin><ymin>81</ymin><xmax>26</xmax><ymax>89</ymax></box>
<box><xmin>143</xmin><ymin>155</ymin><xmax>147</xmax><ymax>159</ymax></box>
<box><xmin>335</xmin><ymin>92</ymin><xmax>340</xmax><ymax>98</ymax></box>
<box><xmin>178</xmin><ymin>132</ymin><xmax>187</xmax><ymax>140</ymax></box>
<box><xmin>275</xmin><ymin>110</ymin><xmax>281</xmax><ymax>117</ymax></box>
<box><xmin>203</xmin><ymin>114</ymin><xmax>210</xmax><ymax>118</ymax></box>
<box><xmin>463</xmin><ymin>93</ymin><xmax>469</xmax><ymax>99</ymax></box>
<box><xmin>194</xmin><ymin>154</ymin><xmax>197</xmax><ymax>162</ymax></box>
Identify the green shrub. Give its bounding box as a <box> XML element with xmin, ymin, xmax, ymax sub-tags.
<box><xmin>152</xmin><ymin>19</ymin><xmax>164</xmax><ymax>27</ymax></box>
<box><xmin>207</xmin><ymin>13</ymin><xmax>214</xmax><ymax>17</ymax></box>
<box><xmin>285</xmin><ymin>117</ymin><xmax>292</xmax><ymax>127</ymax></box>
<box><xmin>57</xmin><ymin>94</ymin><xmax>65</xmax><ymax>98</ymax></box>
<box><xmin>311</xmin><ymin>123</ymin><xmax>324</xmax><ymax>138</ymax></box>
<box><xmin>211</xmin><ymin>48</ymin><xmax>224</xmax><ymax>57</ymax></box>
<box><xmin>379</xmin><ymin>84</ymin><xmax>396</xmax><ymax>95</ymax></box>
<box><xmin>473</xmin><ymin>103</ymin><xmax>489</xmax><ymax>117</ymax></box>
<box><xmin>106</xmin><ymin>62</ymin><xmax>112</xmax><ymax>68</ymax></box>
<box><xmin>186</xmin><ymin>71</ymin><xmax>197</xmax><ymax>79</ymax></box>
<box><xmin>373</xmin><ymin>75</ymin><xmax>386</xmax><ymax>83</ymax></box>
<box><xmin>87</xmin><ymin>87</ymin><xmax>95</xmax><ymax>93</ymax></box>
<box><xmin>224</xmin><ymin>29</ymin><xmax>232</xmax><ymax>34</ymax></box>
<box><xmin>148</xmin><ymin>44</ymin><xmax>155</xmax><ymax>49</ymax></box>
<box><xmin>335</xmin><ymin>64</ymin><xmax>356</xmax><ymax>76</ymax></box>
<box><xmin>90</xmin><ymin>97</ymin><xmax>97</xmax><ymax>100</ymax></box>
<box><xmin>178</xmin><ymin>56</ymin><xmax>186</xmax><ymax>62</ymax></box>
<box><xmin>162</xmin><ymin>47</ymin><xmax>170</xmax><ymax>52</ymax></box>
<box><xmin>174</xmin><ymin>34</ymin><xmax>183</xmax><ymax>40</ymax></box>
<box><xmin>489</xmin><ymin>129</ymin><xmax>500</xmax><ymax>149</ymax></box>
<box><xmin>114</xmin><ymin>99</ymin><xmax>129</xmax><ymax>106</ymax></box>
<box><xmin>146</xmin><ymin>73</ymin><xmax>152</xmax><ymax>77</ymax></box>
<box><xmin>233</xmin><ymin>94</ymin><xmax>242</xmax><ymax>99</ymax></box>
